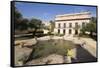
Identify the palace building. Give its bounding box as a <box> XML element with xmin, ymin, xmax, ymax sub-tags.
<box><xmin>54</xmin><ymin>12</ymin><xmax>91</xmax><ymax>35</ymax></box>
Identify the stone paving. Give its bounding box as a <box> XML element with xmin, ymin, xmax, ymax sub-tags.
<box><xmin>26</xmin><ymin>54</ymin><xmax>64</xmax><ymax>65</ymax></box>
<box><xmin>15</xmin><ymin>46</ymin><xmax>33</xmax><ymax>66</ymax></box>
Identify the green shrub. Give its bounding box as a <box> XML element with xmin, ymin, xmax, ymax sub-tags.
<box><xmin>59</xmin><ymin>34</ymin><xmax>65</xmax><ymax>36</ymax></box>
<box><xmin>54</xmin><ymin>33</ymin><xmax>64</xmax><ymax>36</ymax></box>
<box><xmin>79</xmin><ymin>33</ymin><xmax>83</xmax><ymax>37</ymax></box>
<box><xmin>79</xmin><ymin>33</ymin><xmax>90</xmax><ymax>38</ymax></box>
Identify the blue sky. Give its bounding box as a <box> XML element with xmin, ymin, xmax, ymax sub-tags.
<box><xmin>15</xmin><ymin>2</ymin><xmax>97</xmax><ymax>21</ymax></box>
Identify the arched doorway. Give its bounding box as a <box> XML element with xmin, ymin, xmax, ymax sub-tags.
<box><xmin>63</xmin><ymin>29</ymin><xmax>65</xmax><ymax>35</ymax></box>
<box><xmin>58</xmin><ymin>29</ymin><xmax>60</xmax><ymax>34</ymax></box>
<box><xmin>75</xmin><ymin>30</ymin><xmax>78</xmax><ymax>35</ymax></box>
<box><xmin>69</xmin><ymin>29</ymin><xmax>72</xmax><ymax>34</ymax></box>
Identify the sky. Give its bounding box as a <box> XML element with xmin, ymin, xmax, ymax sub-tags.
<box><xmin>15</xmin><ymin>2</ymin><xmax>97</xmax><ymax>22</ymax></box>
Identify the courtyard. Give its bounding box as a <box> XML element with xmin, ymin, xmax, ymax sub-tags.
<box><xmin>14</xmin><ymin>35</ymin><xmax>97</xmax><ymax>66</ymax></box>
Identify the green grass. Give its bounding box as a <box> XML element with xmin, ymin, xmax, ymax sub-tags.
<box><xmin>30</xmin><ymin>39</ymin><xmax>75</xmax><ymax>59</ymax></box>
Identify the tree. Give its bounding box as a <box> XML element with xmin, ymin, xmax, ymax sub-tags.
<box><xmin>90</xmin><ymin>17</ymin><xmax>97</xmax><ymax>24</ymax></box>
<box><xmin>14</xmin><ymin>7</ymin><xmax>29</xmax><ymax>31</ymax></box>
<box><xmin>14</xmin><ymin>6</ymin><xmax>43</xmax><ymax>35</ymax></box>
<box><xmin>19</xmin><ymin>18</ymin><xmax>29</xmax><ymax>30</ymax></box>
<box><xmin>80</xmin><ymin>17</ymin><xmax>97</xmax><ymax>36</ymax></box>
<box><xmin>85</xmin><ymin>22</ymin><xmax>96</xmax><ymax>36</ymax></box>
<box><xmin>14</xmin><ymin>6</ymin><xmax>29</xmax><ymax>34</ymax></box>
<box><xmin>49</xmin><ymin>20</ymin><xmax>55</xmax><ymax>32</ymax></box>
<box><xmin>90</xmin><ymin>17</ymin><xmax>97</xmax><ymax>33</ymax></box>
<box><xmin>14</xmin><ymin>7</ymin><xmax>23</xmax><ymax>30</ymax></box>
<box><xmin>29</xmin><ymin>18</ymin><xmax>42</xmax><ymax>36</ymax></box>
<box><xmin>80</xmin><ymin>26</ymin><xmax>86</xmax><ymax>34</ymax></box>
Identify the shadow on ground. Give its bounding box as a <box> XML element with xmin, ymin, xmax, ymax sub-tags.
<box><xmin>72</xmin><ymin>44</ymin><xmax>97</xmax><ymax>63</ymax></box>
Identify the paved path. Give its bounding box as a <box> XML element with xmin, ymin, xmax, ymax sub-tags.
<box><xmin>63</xmin><ymin>35</ymin><xmax>97</xmax><ymax>62</ymax></box>
<box><xmin>15</xmin><ymin>33</ymin><xmax>33</xmax><ymax>37</ymax></box>
<box><xmin>15</xmin><ymin>46</ymin><xmax>33</xmax><ymax>66</ymax></box>
<box><xmin>15</xmin><ymin>38</ymin><xmax>37</xmax><ymax>46</ymax></box>
<box><xmin>63</xmin><ymin>35</ymin><xmax>97</xmax><ymax>58</ymax></box>
<box><xmin>26</xmin><ymin>54</ymin><xmax>64</xmax><ymax>65</ymax></box>
<box><xmin>73</xmin><ymin>37</ymin><xmax>97</xmax><ymax>57</ymax></box>
<box><xmin>72</xmin><ymin>45</ymin><xmax>97</xmax><ymax>63</ymax></box>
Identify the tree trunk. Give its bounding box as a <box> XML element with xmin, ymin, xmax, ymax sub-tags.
<box><xmin>33</xmin><ymin>28</ymin><xmax>37</xmax><ymax>37</ymax></box>
<box><xmin>90</xmin><ymin>31</ymin><xmax>93</xmax><ymax>37</ymax></box>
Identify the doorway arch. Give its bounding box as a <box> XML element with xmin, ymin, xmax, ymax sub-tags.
<box><xmin>75</xmin><ymin>30</ymin><xmax>78</xmax><ymax>35</ymax></box>
<box><xmin>69</xmin><ymin>29</ymin><xmax>72</xmax><ymax>34</ymax></box>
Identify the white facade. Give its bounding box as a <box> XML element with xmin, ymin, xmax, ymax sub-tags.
<box><xmin>42</xmin><ymin>21</ymin><xmax>51</xmax><ymax>26</ymax></box>
<box><xmin>54</xmin><ymin>12</ymin><xmax>91</xmax><ymax>35</ymax></box>
<box><xmin>43</xmin><ymin>29</ymin><xmax>49</xmax><ymax>34</ymax></box>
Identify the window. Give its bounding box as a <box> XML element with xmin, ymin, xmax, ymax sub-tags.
<box><xmin>64</xmin><ymin>23</ymin><xmax>66</xmax><ymax>28</ymax></box>
<box><xmin>69</xmin><ymin>23</ymin><xmax>72</xmax><ymax>28</ymax></box>
<box><xmin>75</xmin><ymin>22</ymin><xmax>78</xmax><ymax>27</ymax></box>
<box><xmin>58</xmin><ymin>29</ymin><xmax>60</xmax><ymax>34</ymax></box>
<box><xmin>58</xmin><ymin>23</ymin><xmax>61</xmax><ymax>28</ymax></box>
<box><xmin>82</xmin><ymin>22</ymin><xmax>85</xmax><ymax>27</ymax></box>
